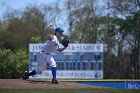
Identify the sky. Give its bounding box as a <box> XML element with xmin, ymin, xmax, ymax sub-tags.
<box><xmin>0</xmin><ymin>0</ymin><xmax>105</xmax><ymax>34</ymax></box>
<box><xmin>0</xmin><ymin>0</ymin><xmax>105</xmax><ymax>18</ymax></box>
<box><xmin>0</xmin><ymin>0</ymin><xmax>57</xmax><ymax>18</ymax></box>
<box><xmin>0</xmin><ymin>0</ymin><xmax>68</xmax><ymax>32</ymax></box>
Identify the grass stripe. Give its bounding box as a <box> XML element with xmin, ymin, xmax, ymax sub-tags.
<box><xmin>0</xmin><ymin>89</ymin><xmax>140</xmax><ymax>93</ymax></box>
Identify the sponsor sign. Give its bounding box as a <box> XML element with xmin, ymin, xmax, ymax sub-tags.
<box><xmin>125</xmin><ymin>82</ymin><xmax>140</xmax><ymax>89</ymax></box>
<box><xmin>30</xmin><ymin>71</ymin><xmax>103</xmax><ymax>79</ymax></box>
<box><xmin>29</xmin><ymin>44</ymin><xmax>103</xmax><ymax>52</ymax></box>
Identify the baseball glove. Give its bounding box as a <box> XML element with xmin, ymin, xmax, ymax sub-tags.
<box><xmin>62</xmin><ymin>36</ymin><xmax>70</xmax><ymax>48</ymax></box>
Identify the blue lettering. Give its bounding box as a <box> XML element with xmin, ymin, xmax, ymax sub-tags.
<box><xmin>96</xmin><ymin>45</ymin><xmax>100</xmax><ymax>50</ymax></box>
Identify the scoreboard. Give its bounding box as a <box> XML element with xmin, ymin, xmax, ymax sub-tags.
<box><xmin>29</xmin><ymin>44</ymin><xmax>103</xmax><ymax>79</ymax></box>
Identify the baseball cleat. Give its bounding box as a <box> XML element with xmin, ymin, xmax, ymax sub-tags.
<box><xmin>52</xmin><ymin>79</ymin><xmax>59</xmax><ymax>84</ymax></box>
<box><xmin>22</xmin><ymin>71</ymin><xmax>29</xmax><ymax>80</ymax></box>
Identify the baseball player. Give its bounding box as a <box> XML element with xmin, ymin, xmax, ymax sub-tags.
<box><xmin>23</xmin><ymin>27</ymin><xmax>69</xmax><ymax>84</ymax></box>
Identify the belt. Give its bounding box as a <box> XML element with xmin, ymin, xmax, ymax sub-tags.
<box><xmin>41</xmin><ymin>51</ymin><xmax>50</xmax><ymax>55</ymax></box>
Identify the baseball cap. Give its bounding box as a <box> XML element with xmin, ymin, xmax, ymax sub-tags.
<box><xmin>55</xmin><ymin>27</ymin><xmax>64</xmax><ymax>33</ymax></box>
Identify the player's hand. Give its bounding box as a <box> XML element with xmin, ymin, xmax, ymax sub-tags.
<box><xmin>57</xmin><ymin>47</ymin><xmax>66</xmax><ymax>52</ymax></box>
<box><xmin>48</xmin><ymin>35</ymin><xmax>54</xmax><ymax>41</ymax></box>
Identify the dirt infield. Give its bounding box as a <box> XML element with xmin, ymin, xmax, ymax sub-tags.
<box><xmin>0</xmin><ymin>79</ymin><xmax>101</xmax><ymax>89</ymax></box>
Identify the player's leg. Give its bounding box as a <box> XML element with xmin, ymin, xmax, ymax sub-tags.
<box><xmin>23</xmin><ymin>70</ymin><xmax>36</xmax><ymax>80</ymax></box>
<box><xmin>23</xmin><ymin>52</ymin><xmax>45</xmax><ymax>80</ymax></box>
<box><xmin>36</xmin><ymin>52</ymin><xmax>46</xmax><ymax>74</ymax></box>
<box><xmin>47</xmin><ymin>55</ymin><xmax>58</xmax><ymax>84</ymax></box>
<box><xmin>27</xmin><ymin>70</ymin><xmax>36</xmax><ymax>76</ymax></box>
<box><xmin>52</xmin><ymin>67</ymin><xmax>57</xmax><ymax>83</ymax></box>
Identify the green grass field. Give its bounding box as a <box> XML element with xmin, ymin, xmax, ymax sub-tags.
<box><xmin>0</xmin><ymin>89</ymin><xmax>140</xmax><ymax>93</ymax></box>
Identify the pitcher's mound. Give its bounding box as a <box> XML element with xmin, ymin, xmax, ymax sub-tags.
<box><xmin>0</xmin><ymin>79</ymin><xmax>102</xmax><ymax>89</ymax></box>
